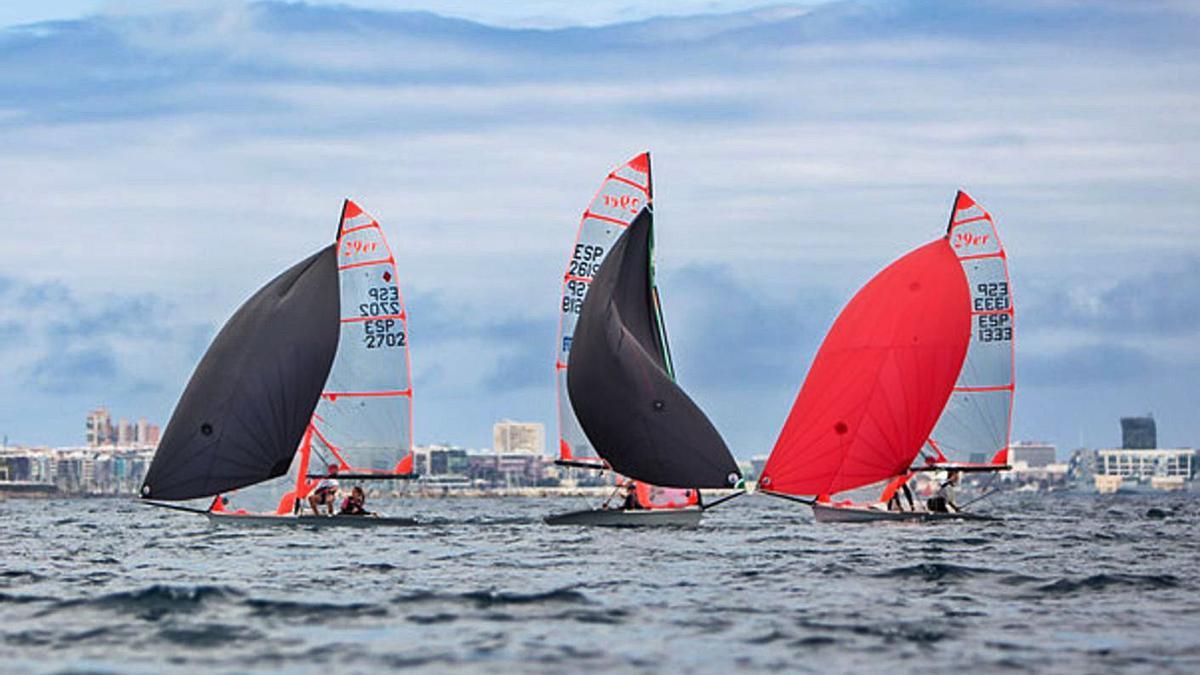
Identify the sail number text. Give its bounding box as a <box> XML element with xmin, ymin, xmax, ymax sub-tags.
<box><xmin>363</xmin><ymin>319</ymin><xmax>406</xmax><ymax>349</ymax></box>
<box><xmin>359</xmin><ymin>286</ymin><xmax>401</xmax><ymax>317</ymax></box>
<box><xmin>561</xmin><ymin>279</ymin><xmax>589</xmax><ymax>314</ymax></box>
<box><xmin>973</xmin><ymin>282</ymin><xmax>1010</xmax><ymax>311</ymax></box>
<box><xmin>567</xmin><ymin>244</ymin><xmax>605</xmax><ymax>278</ymax></box>
<box><xmin>974</xmin><ymin>282</ymin><xmax>1012</xmax><ymax>342</ymax></box>
<box><xmin>977</xmin><ymin>313</ymin><xmax>1012</xmax><ymax>343</ymax></box>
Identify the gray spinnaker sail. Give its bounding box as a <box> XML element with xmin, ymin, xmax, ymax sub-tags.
<box><xmin>566</xmin><ymin>207</ymin><xmax>741</xmax><ymax>489</ymax></box>
<box><xmin>140</xmin><ymin>247</ymin><xmax>340</xmax><ymax>501</ymax></box>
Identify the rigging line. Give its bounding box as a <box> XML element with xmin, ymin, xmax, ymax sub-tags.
<box><xmin>959</xmin><ymin>486</ymin><xmax>1004</xmax><ymax>510</ymax></box>
<box><xmin>759</xmin><ymin>490</ymin><xmax>815</xmax><ymax>506</ymax></box>
<box><xmin>701</xmin><ymin>490</ymin><xmax>747</xmax><ymax>511</ymax></box>
<box><xmin>139</xmin><ymin>500</ymin><xmax>211</xmax><ymax>515</ymax></box>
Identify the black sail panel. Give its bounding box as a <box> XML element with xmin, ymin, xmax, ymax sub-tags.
<box><xmin>140</xmin><ymin>246</ymin><xmax>340</xmax><ymax>501</ymax></box>
<box><xmin>567</xmin><ymin>208</ymin><xmax>741</xmax><ymax>489</ymax></box>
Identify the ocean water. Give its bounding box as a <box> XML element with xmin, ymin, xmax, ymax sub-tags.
<box><xmin>2</xmin><ymin>493</ymin><xmax>1198</xmax><ymax>674</ymax></box>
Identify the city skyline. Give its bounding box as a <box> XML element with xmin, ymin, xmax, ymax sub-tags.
<box><xmin>0</xmin><ymin>1</ymin><xmax>1197</xmax><ymax>455</ymax></box>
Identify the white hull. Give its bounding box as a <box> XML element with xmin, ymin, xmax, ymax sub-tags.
<box><xmin>544</xmin><ymin>506</ymin><xmax>702</xmax><ymax>527</ymax></box>
<box><xmin>205</xmin><ymin>512</ymin><xmax>418</xmax><ymax>528</ymax></box>
<box><xmin>811</xmin><ymin>503</ymin><xmax>997</xmax><ymax>524</ymax></box>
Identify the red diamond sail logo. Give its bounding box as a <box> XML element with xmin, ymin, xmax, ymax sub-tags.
<box><xmin>383</xmin><ymin>271</ymin><xmax>392</xmax><ymax>282</ymax></box>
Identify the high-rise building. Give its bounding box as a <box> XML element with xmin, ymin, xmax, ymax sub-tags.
<box><xmin>493</xmin><ymin>420</ymin><xmax>546</xmax><ymax>455</ymax></box>
<box><xmin>86</xmin><ymin>408</ymin><xmax>114</xmax><ymax>447</ymax></box>
<box><xmin>117</xmin><ymin>419</ymin><xmax>135</xmax><ymax>447</ymax></box>
<box><xmin>136</xmin><ymin>418</ymin><xmax>150</xmax><ymax>445</ymax></box>
<box><xmin>1121</xmin><ymin>415</ymin><xmax>1156</xmax><ymax>449</ymax></box>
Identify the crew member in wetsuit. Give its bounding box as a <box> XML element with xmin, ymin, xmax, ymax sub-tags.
<box><xmin>339</xmin><ymin>486</ymin><xmax>369</xmax><ymax>516</ymax></box>
<box><xmin>308</xmin><ymin>464</ymin><xmax>340</xmax><ymax>516</ymax></box>
<box><xmin>928</xmin><ymin>471</ymin><xmax>961</xmax><ymax>513</ymax></box>
<box><xmin>620</xmin><ymin>482</ymin><xmax>641</xmax><ymax>511</ymax></box>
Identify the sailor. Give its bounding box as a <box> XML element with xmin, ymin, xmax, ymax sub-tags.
<box><xmin>928</xmin><ymin>471</ymin><xmax>961</xmax><ymax>513</ymax></box>
<box><xmin>308</xmin><ymin>464</ymin><xmax>341</xmax><ymax>516</ymax></box>
<box><xmin>620</xmin><ymin>482</ymin><xmax>641</xmax><ymax>511</ymax></box>
<box><xmin>339</xmin><ymin>486</ymin><xmax>369</xmax><ymax>516</ymax></box>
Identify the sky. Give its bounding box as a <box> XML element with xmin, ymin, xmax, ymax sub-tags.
<box><xmin>0</xmin><ymin>0</ymin><xmax>1197</xmax><ymax>455</ymax></box>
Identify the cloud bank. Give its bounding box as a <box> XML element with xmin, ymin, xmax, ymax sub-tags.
<box><xmin>0</xmin><ymin>0</ymin><xmax>1197</xmax><ymax>452</ymax></box>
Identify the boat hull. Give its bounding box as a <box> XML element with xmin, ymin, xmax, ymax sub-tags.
<box><xmin>811</xmin><ymin>503</ymin><xmax>997</xmax><ymax>523</ymax></box>
<box><xmin>544</xmin><ymin>506</ymin><xmax>702</xmax><ymax>527</ymax></box>
<box><xmin>205</xmin><ymin>512</ymin><xmax>418</xmax><ymax>528</ymax></box>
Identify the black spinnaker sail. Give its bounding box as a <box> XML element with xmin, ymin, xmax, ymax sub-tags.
<box><xmin>566</xmin><ymin>207</ymin><xmax>740</xmax><ymax>489</ymax></box>
<box><xmin>140</xmin><ymin>247</ymin><xmax>340</xmax><ymax>501</ymax></box>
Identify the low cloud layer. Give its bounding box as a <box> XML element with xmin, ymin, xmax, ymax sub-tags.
<box><xmin>0</xmin><ymin>0</ymin><xmax>1197</xmax><ymax>451</ymax></box>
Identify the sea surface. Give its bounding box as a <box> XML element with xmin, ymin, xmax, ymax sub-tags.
<box><xmin>2</xmin><ymin>492</ymin><xmax>1198</xmax><ymax>674</ymax></box>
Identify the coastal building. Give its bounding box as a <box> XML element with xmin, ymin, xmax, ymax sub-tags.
<box><xmin>86</xmin><ymin>408</ymin><xmax>115</xmax><ymax>447</ymax></box>
<box><xmin>749</xmin><ymin>455</ymin><xmax>768</xmax><ymax>481</ymax></box>
<box><xmin>414</xmin><ymin>444</ymin><xmax>469</xmax><ymax>477</ymax></box>
<box><xmin>0</xmin><ymin>445</ymin><xmax>155</xmax><ymax>495</ymax></box>
<box><xmin>1009</xmin><ymin>441</ymin><xmax>1056</xmax><ymax>468</ymax></box>
<box><xmin>117</xmin><ymin>419</ymin><xmax>135</xmax><ymax>447</ymax></box>
<box><xmin>1095</xmin><ymin>448</ymin><xmax>1194</xmax><ymax>480</ymax></box>
<box><xmin>1121</xmin><ymin>415</ymin><xmax>1156</xmax><ymax>450</ymax></box>
<box><xmin>85</xmin><ymin>408</ymin><xmax>159</xmax><ymax>448</ymax></box>
<box><xmin>492</xmin><ymin>420</ymin><xmax>545</xmax><ymax>455</ymax></box>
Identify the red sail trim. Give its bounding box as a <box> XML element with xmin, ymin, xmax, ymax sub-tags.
<box><xmin>607</xmin><ymin>173</ymin><xmax>650</xmax><ymax>194</ymax></box>
<box><xmin>759</xmin><ymin>239</ymin><xmax>971</xmax><ymax>497</ymax></box>
<box><xmin>563</xmin><ymin>273</ymin><xmax>593</xmax><ymax>283</ymax></box>
<box><xmin>878</xmin><ymin>472</ymin><xmax>914</xmax><ymax>503</ymax></box>
<box><xmin>972</xmin><ymin>308</ymin><xmax>1012</xmax><ymax>316</ymax></box>
<box><xmin>341</xmin><ymin>313</ymin><xmax>406</xmax><ymax>323</ymax></box>
<box><xmin>957</xmin><ymin>251</ymin><xmax>1004</xmax><ymax>263</ymax></box>
<box><xmin>340</xmin><ymin>222</ymin><xmax>379</xmax><ymax>236</ymax></box>
<box><xmin>951</xmin><ymin>215</ymin><xmax>990</xmax><ymax>227</ymax></box>
<box><xmin>926</xmin><ymin>438</ymin><xmax>949</xmax><ymax>463</ymax></box>
<box><xmin>583</xmin><ymin>211</ymin><xmax>633</xmax><ymax>227</ymax></box>
<box><xmin>338</xmin><ymin>257</ymin><xmax>393</xmax><ymax>271</ymax></box>
<box><xmin>953</xmin><ymin>384</ymin><xmax>1013</xmax><ymax>393</ymax></box>
<box><xmin>555</xmin><ymin>361</ymin><xmax>567</xmax><ymax>370</ymax></box>
<box><xmin>342</xmin><ymin>199</ymin><xmax>364</xmax><ymax>219</ymax></box>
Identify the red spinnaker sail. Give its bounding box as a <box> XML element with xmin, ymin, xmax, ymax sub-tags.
<box><xmin>759</xmin><ymin>239</ymin><xmax>971</xmax><ymax>497</ymax></box>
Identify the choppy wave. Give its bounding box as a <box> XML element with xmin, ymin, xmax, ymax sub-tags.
<box><xmin>2</xmin><ymin>493</ymin><xmax>1198</xmax><ymax>674</ymax></box>
<box><xmin>1034</xmin><ymin>573</ymin><xmax>1181</xmax><ymax>595</ymax></box>
<box><xmin>873</xmin><ymin>562</ymin><xmax>1003</xmax><ymax>581</ymax></box>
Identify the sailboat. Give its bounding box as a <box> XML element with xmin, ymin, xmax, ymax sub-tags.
<box><xmin>546</xmin><ymin>153</ymin><xmax>742</xmax><ymax>527</ymax></box>
<box><xmin>758</xmin><ymin>191</ymin><xmax>1014</xmax><ymax>523</ymax></box>
<box><xmin>139</xmin><ymin>199</ymin><xmax>419</xmax><ymax>527</ymax></box>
